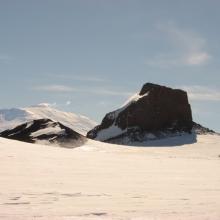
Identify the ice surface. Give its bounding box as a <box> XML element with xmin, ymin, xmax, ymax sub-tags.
<box><xmin>0</xmin><ymin>134</ymin><xmax>220</xmax><ymax>220</ymax></box>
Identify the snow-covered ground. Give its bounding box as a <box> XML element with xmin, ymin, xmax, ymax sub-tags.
<box><xmin>0</xmin><ymin>104</ymin><xmax>97</xmax><ymax>135</ymax></box>
<box><xmin>0</xmin><ymin>135</ymin><xmax>220</xmax><ymax>220</ymax></box>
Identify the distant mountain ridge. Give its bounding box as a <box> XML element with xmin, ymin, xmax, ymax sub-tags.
<box><xmin>0</xmin><ymin>103</ymin><xmax>97</xmax><ymax>135</ymax></box>
<box><xmin>0</xmin><ymin>87</ymin><xmax>216</xmax><ymax>147</ymax></box>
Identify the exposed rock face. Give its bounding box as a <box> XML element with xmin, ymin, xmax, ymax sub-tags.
<box><xmin>87</xmin><ymin>83</ymin><xmax>193</xmax><ymax>143</ymax></box>
<box><xmin>0</xmin><ymin>118</ymin><xmax>87</xmax><ymax>147</ymax></box>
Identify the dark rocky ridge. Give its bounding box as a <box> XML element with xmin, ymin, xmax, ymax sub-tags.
<box><xmin>0</xmin><ymin>118</ymin><xmax>87</xmax><ymax>148</ymax></box>
<box><xmin>87</xmin><ymin>83</ymin><xmax>202</xmax><ymax>144</ymax></box>
<box><xmin>192</xmin><ymin>122</ymin><xmax>215</xmax><ymax>134</ymax></box>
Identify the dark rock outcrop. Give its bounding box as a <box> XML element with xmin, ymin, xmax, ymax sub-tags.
<box><xmin>192</xmin><ymin>122</ymin><xmax>215</xmax><ymax>135</ymax></box>
<box><xmin>0</xmin><ymin>118</ymin><xmax>87</xmax><ymax>147</ymax></box>
<box><xmin>87</xmin><ymin>83</ymin><xmax>193</xmax><ymax>143</ymax></box>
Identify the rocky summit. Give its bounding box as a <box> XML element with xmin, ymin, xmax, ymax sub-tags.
<box><xmin>87</xmin><ymin>83</ymin><xmax>194</xmax><ymax>144</ymax></box>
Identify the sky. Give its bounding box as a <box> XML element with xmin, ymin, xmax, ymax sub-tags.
<box><xmin>0</xmin><ymin>0</ymin><xmax>220</xmax><ymax>131</ymax></box>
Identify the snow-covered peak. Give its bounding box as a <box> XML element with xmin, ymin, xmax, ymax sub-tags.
<box><xmin>31</xmin><ymin>103</ymin><xmax>54</xmax><ymax>108</ymax></box>
<box><xmin>0</xmin><ymin>104</ymin><xmax>97</xmax><ymax>135</ymax></box>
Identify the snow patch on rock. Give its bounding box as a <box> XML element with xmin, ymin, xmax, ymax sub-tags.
<box><xmin>31</xmin><ymin>124</ymin><xmax>65</xmax><ymax>138</ymax></box>
<box><xmin>96</xmin><ymin>125</ymin><xmax>127</xmax><ymax>141</ymax></box>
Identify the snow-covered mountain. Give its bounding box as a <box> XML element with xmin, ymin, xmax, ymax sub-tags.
<box><xmin>0</xmin><ymin>118</ymin><xmax>86</xmax><ymax>147</ymax></box>
<box><xmin>0</xmin><ymin>103</ymin><xmax>97</xmax><ymax>135</ymax></box>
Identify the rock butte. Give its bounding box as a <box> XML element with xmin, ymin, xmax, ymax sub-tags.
<box><xmin>87</xmin><ymin>83</ymin><xmax>193</xmax><ymax>142</ymax></box>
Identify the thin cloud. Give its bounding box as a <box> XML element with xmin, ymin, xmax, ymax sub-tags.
<box><xmin>186</xmin><ymin>52</ymin><xmax>210</xmax><ymax>65</ymax></box>
<box><xmin>91</xmin><ymin>89</ymin><xmax>132</xmax><ymax>97</ymax></box>
<box><xmin>33</xmin><ymin>85</ymin><xmax>75</xmax><ymax>92</ymax></box>
<box><xmin>46</xmin><ymin>74</ymin><xmax>107</xmax><ymax>82</ymax></box>
<box><xmin>146</xmin><ymin>22</ymin><xmax>211</xmax><ymax>67</ymax></box>
<box><xmin>181</xmin><ymin>85</ymin><xmax>220</xmax><ymax>101</ymax></box>
<box><xmin>71</xmin><ymin>75</ymin><xmax>107</xmax><ymax>82</ymax></box>
<box><xmin>32</xmin><ymin>84</ymin><xmax>132</xmax><ymax>97</ymax></box>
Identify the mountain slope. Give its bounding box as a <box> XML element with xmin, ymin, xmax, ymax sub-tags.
<box><xmin>0</xmin><ymin>103</ymin><xmax>97</xmax><ymax>135</ymax></box>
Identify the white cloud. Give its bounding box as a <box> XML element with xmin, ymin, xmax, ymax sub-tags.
<box><xmin>186</xmin><ymin>52</ymin><xmax>211</xmax><ymax>65</ymax></box>
<box><xmin>146</xmin><ymin>22</ymin><xmax>211</xmax><ymax>67</ymax></box>
<box><xmin>181</xmin><ymin>85</ymin><xmax>220</xmax><ymax>101</ymax></box>
<box><xmin>33</xmin><ymin>85</ymin><xmax>75</xmax><ymax>92</ymax></box>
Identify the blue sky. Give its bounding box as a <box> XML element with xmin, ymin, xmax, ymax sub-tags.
<box><xmin>0</xmin><ymin>0</ymin><xmax>220</xmax><ymax>131</ymax></box>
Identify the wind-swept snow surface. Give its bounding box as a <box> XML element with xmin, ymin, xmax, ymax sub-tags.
<box><xmin>0</xmin><ymin>104</ymin><xmax>97</xmax><ymax>135</ymax></box>
<box><xmin>0</xmin><ymin>135</ymin><xmax>220</xmax><ymax>220</ymax></box>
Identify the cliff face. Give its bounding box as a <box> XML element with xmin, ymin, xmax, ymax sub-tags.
<box><xmin>87</xmin><ymin>83</ymin><xmax>193</xmax><ymax>143</ymax></box>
